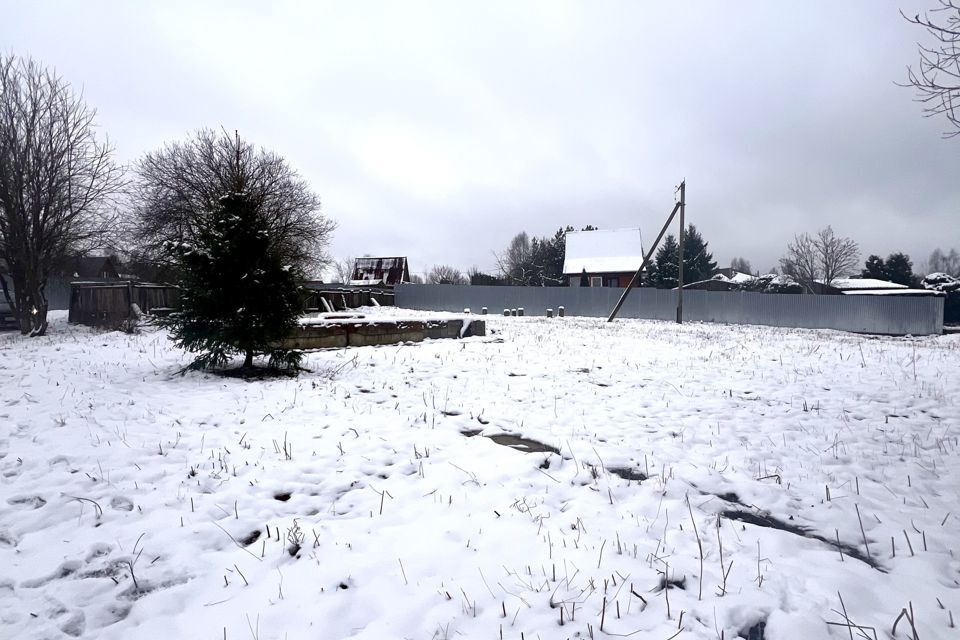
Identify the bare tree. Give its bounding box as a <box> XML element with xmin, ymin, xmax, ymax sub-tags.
<box><xmin>924</xmin><ymin>247</ymin><xmax>960</xmax><ymax>276</ymax></box>
<box><xmin>780</xmin><ymin>226</ymin><xmax>860</xmax><ymax>291</ymax></box>
<box><xmin>494</xmin><ymin>232</ymin><xmax>531</xmax><ymax>284</ymax></box>
<box><xmin>426</xmin><ymin>264</ymin><xmax>467</xmax><ymax>285</ymax></box>
<box><xmin>129</xmin><ymin>128</ymin><xmax>334</xmax><ymax>277</ymax></box>
<box><xmin>730</xmin><ymin>257</ymin><xmax>753</xmax><ymax>274</ymax></box>
<box><xmin>903</xmin><ymin>2</ymin><xmax>960</xmax><ymax>137</ymax></box>
<box><xmin>0</xmin><ymin>55</ymin><xmax>123</xmax><ymax>335</ymax></box>
<box><xmin>328</xmin><ymin>256</ymin><xmax>355</xmax><ymax>283</ymax></box>
<box><xmin>817</xmin><ymin>226</ymin><xmax>860</xmax><ymax>284</ymax></box>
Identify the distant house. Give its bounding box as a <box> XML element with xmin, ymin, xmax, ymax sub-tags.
<box><xmin>350</xmin><ymin>257</ymin><xmax>410</xmax><ymax>287</ymax></box>
<box><xmin>63</xmin><ymin>256</ymin><xmax>121</xmax><ymax>280</ymax></box>
<box><xmin>563</xmin><ymin>228</ymin><xmax>644</xmax><ymax>288</ymax></box>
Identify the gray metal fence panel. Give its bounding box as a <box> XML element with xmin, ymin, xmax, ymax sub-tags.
<box><xmin>395</xmin><ymin>285</ymin><xmax>944</xmax><ymax>335</ymax></box>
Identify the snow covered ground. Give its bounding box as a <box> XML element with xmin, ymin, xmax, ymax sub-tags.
<box><xmin>1</xmin><ymin>310</ymin><xmax>958</xmax><ymax>640</ymax></box>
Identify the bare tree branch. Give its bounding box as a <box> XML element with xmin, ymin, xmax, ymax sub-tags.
<box><xmin>426</xmin><ymin>264</ymin><xmax>466</xmax><ymax>285</ymax></box>
<box><xmin>780</xmin><ymin>226</ymin><xmax>859</xmax><ymax>291</ymax></box>
<box><xmin>0</xmin><ymin>54</ymin><xmax>124</xmax><ymax>335</ymax></box>
<box><xmin>329</xmin><ymin>256</ymin><xmax>355</xmax><ymax>284</ymax></box>
<box><xmin>128</xmin><ymin>128</ymin><xmax>334</xmax><ymax>277</ymax></box>
<box><xmin>903</xmin><ymin>1</ymin><xmax>960</xmax><ymax>137</ymax></box>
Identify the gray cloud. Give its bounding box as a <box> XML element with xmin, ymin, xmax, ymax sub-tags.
<box><xmin>3</xmin><ymin>0</ymin><xmax>957</xmax><ymax>279</ymax></box>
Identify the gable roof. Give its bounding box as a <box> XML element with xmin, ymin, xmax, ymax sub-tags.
<box><xmin>64</xmin><ymin>256</ymin><xmax>120</xmax><ymax>279</ymax></box>
<box><xmin>350</xmin><ymin>256</ymin><xmax>410</xmax><ymax>286</ymax></box>
<box><xmin>562</xmin><ymin>228</ymin><xmax>645</xmax><ymax>275</ymax></box>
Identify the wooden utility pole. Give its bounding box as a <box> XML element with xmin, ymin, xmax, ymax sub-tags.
<box><xmin>676</xmin><ymin>180</ymin><xmax>686</xmax><ymax>324</ymax></box>
<box><xmin>606</xmin><ymin>200</ymin><xmax>681</xmax><ymax>322</ymax></box>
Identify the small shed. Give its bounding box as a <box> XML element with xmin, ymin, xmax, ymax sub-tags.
<box><xmin>350</xmin><ymin>257</ymin><xmax>410</xmax><ymax>287</ymax></box>
<box><xmin>563</xmin><ymin>228</ymin><xmax>645</xmax><ymax>288</ymax></box>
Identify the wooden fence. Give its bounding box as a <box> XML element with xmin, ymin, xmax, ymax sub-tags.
<box><xmin>303</xmin><ymin>288</ymin><xmax>395</xmax><ymax>313</ymax></box>
<box><xmin>69</xmin><ymin>283</ymin><xmax>391</xmax><ymax>330</ymax></box>
<box><xmin>69</xmin><ymin>282</ymin><xmax>180</xmax><ymax>328</ymax></box>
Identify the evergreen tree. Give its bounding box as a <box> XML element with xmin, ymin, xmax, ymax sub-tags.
<box><xmin>547</xmin><ymin>227</ymin><xmax>567</xmax><ymax>284</ymax></box>
<box><xmin>496</xmin><ymin>227</ymin><xmax>567</xmax><ymax>286</ymax></box>
<box><xmin>651</xmin><ymin>225</ymin><xmax>717</xmax><ymax>288</ymax></box>
<box><xmin>861</xmin><ymin>255</ymin><xmax>887</xmax><ymax>280</ymax></box>
<box><xmin>160</xmin><ymin>192</ymin><xmax>304</xmax><ymax>372</ymax></box>
<box><xmin>681</xmin><ymin>224</ymin><xmax>718</xmax><ymax>283</ymax></box>
<box><xmin>651</xmin><ymin>234</ymin><xmax>680</xmax><ymax>287</ymax></box>
<box><xmin>526</xmin><ymin>229</ymin><xmax>566</xmax><ymax>285</ymax></box>
<box><xmin>884</xmin><ymin>252</ymin><xmax>917</xmax><ymax>287</ymax></box>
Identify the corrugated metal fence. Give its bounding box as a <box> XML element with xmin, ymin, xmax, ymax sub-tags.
<box><xmin>395</xmin><ymin>285</ymin><xmax>945</xmax><ymax>335</ymax></box>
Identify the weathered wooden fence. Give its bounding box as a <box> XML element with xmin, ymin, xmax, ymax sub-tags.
<box><xmin>69</xmin><ymin>282</ymin><xmax>180</xmax><ymax>328</ymax></box>
<box><xmin>68</xmin><ymin>282</ymin><xmax>394</xmax><ymax>330</ymax></box>
<box><xmin>302</xmin><ymin>287</ymin><xmax>395</xmax><ymax>312</ymax></box>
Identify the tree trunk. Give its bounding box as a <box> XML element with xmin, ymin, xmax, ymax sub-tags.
<box><xmin>18</xmin><ymin>282</ymin><xmax>49</xmax><ymax>336</ymax></box>
<box><xmin>243</xmin><ymin>349</ymin><xmax>253</xmax><ymax>368</ymax></box>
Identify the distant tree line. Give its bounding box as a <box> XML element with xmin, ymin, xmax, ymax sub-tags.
<box><xmin>490</xmin><ymin>227</ymin><xmax>571</xmax><ymax>286</ymax></box>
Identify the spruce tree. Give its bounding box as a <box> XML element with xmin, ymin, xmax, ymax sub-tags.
<box><xmin>161</xmin><ymin>192</ymin><xmax>304</xmax><ymax>372</ymax></box>
<box><xmin>861</xmin><ymin>255</ymin><xmax>887</xmax><ymax>280</ymax></box>
<box><xmin>883</xmin><ymin>252</ymin><xmax>917</xmax><ymax>287</ymax></box>
<box><xmin>651</xmin><ymin>225</ymin><xmax>717</xmax><ymax>287</ymax></box>
<box><xmin>680</xmin><ymin>224</ymin><xmax>718</xmax><ymax>283</ymax></box>
<box><xmin>652</xmin><ymin>234</ymin><xmax>680</xmax><ymax>288</ymax></box>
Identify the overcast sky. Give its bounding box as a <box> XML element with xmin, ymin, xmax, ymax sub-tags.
<box><xmin>3</xmin><ymin>1</ymin><xmax>958</xmax><ymax>279</ymax></box>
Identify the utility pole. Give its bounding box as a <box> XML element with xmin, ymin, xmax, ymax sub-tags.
<box><xmin>675</xmin><ymin>180</ymin><xmax>686</xmax><ymax>324</ymax></box>
<box><xmin>606</xmin><ymin>197</ymin><xmax>682</xmax><ymax>322</ymax></box>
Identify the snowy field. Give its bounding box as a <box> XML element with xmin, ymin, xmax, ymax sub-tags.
<box><xmin>1</xmin><ymin>310</ymin><xmax>958</xmax><ymax>640</ymax></box>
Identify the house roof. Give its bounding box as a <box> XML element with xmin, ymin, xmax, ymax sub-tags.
<box><xmin>350</xmin><ymin>256</ymin><xmax>409</xmax><ymax>286</ymax></box>
<box><xmin>562</xmin><ymin>228</ymin><xmax>645</xmax><ymax>275</ymax></box>
<box><xmin>65</xmin><ymin>256</ymin><xmax>120</xmax><ymax>279</ymax></box>
<box><xmin>842</xmin><ymin>288</ymin><xmax>944</xmax><ymax>297</ymax></box>
<box><xmin>712</xmin><ymin>271</ymin><xmax>755</xmax><ymax>284</ymax></box>
<box><xmin>821</xmin><ymin>278</ymin><xmax>908</xmax><ymax>291</ymax></box>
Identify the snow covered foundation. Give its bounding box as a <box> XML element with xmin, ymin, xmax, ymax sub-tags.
<box><xmin>282</xmin><ymin>317</ymin><xmax>484</xmax><ymax>349</ymax></box>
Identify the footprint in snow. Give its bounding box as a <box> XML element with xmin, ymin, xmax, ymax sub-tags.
<box><xmin>58</xmin><ymin>610</ymin><xmax>86</xmax><ymax>637</ymax></box>
<box><xmin>84</xmin><ymin>543</ymin><xmax>113</xmax><ymax>562</ymax></box>
<box><xmin>37</xmin><ymin>596</ymin><xmax>86</xmax><ymax>638</ymax></box>
<box><xmin>0</xmin><ymin>529</ymin><xmax>19</xmax><ymax>548</ymax></box>
<box><xmin>19</xmin><ymin>560</ymin><xmax>82</xmax><ymax>588</ymax></box>
<box><xmin>109</xmin><ymin>496</ymin><xmax>134</xmax><ymax>512</ymax></box>
<box><xmin>100</xmin><ymin>601</ymin><xmax>131</xmax><ymax>626</ymax></box>
<box><xmin>7</xmin><ymin>495</ymin><xmax>46</xmax><ymax>509</ymax></box>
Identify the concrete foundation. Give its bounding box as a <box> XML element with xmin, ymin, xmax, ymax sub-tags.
<box><xmin>281</xmin><ymin>317</ymin><xmax>485</xmax><ymax>350</ymax></box>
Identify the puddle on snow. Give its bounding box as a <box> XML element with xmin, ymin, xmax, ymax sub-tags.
<box><xmin>722</xmin><ymin>509</ymin><xmax>884</xmax><ymax>572</ymax></box>
<box><xmin>607</xmin><ymin>467</ymin><xmax>647</xmax><ymax>482</ymax></box>
<box><xmin>461</xmin><ymin>431</ymin><xmax>560</xmax><ymax>455</ymax></box>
